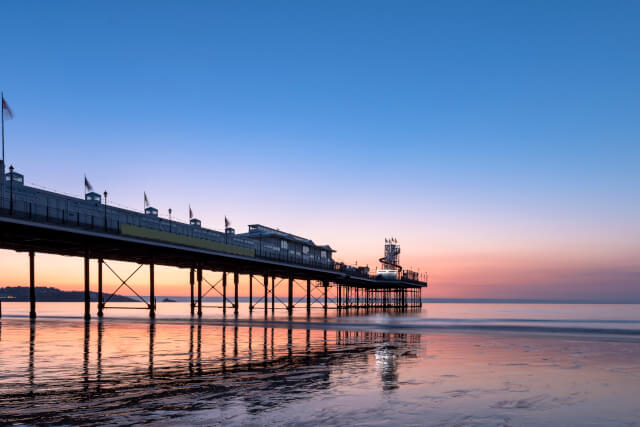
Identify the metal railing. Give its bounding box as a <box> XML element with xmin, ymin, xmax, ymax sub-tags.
<box><xmin>0</xmin><ymin>193</ymin><xmax>427</xmax><ymax>285</ymax></box>
<box><xmin>0</xmin><ymin>198</ymin><xmax>337</xmax><ymax>271</ymax></box>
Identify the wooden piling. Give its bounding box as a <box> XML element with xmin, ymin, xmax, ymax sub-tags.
<box><xmin>149</xmin><ymin>263</ymin><xmax>155</xmax><ymax>318</ymax></box>
<box><xmin>98</xmin><ymin>258</ymin><xmax>103</xmax><ymax>317</ymax></box>
<box><xmin>189</xmin><ymin>268</ymin><xmax>194</xmax><ymax>316</ymax></box>
<box><xmin>197</xmin><ymin>267</ymin><xmax>202</xmax><ymax>317</ymax></box>
<box><xmin>29</xmin><ymin>251</ymin><xmax>36</xmax><ymax>319</ymax></box>
<box><xmin>234</xmin><ymin>272</ymin><xmax>239</xmax><ymax>315</ymax></box>
<box><xmin>83</xmin><ymin>254</ymin><xmax>90</xmax><ymax>320</ymax></box>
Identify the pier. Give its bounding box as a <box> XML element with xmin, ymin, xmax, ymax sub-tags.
<box><xmin>0</xmin><ymin>161</ymin><xmax>427</xmax><ymax>319</ymax></box>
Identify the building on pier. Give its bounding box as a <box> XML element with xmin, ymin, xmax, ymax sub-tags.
<box><xmin>238</xmin><ymin>224</ymin><xmax>334</xmax><ymax>268</ymax></box>
<box><xmin>0</xmin><ymin>166</ymin><xmax>337</xmax><ymax>267</ymax></box>
<box><xmin>0</xmin><ymin>164</ymin><xmax>427</xmax><ymax>319</ymax></box>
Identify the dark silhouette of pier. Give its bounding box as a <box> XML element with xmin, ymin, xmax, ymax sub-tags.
<box><xmin>0</xmin><ymin>162</ymin><xmax>426</xmax><ymax>319</ymax></box>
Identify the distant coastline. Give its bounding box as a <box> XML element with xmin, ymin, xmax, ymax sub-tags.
<box><xmin>422</xmin><ymin>298</ymin><xmax>640</xmax><ymax>304</ymax></box>
<box><xmin>0</xmin><ymin>286</ymin><xmax>136</xmax><ymax>302</ymax></box>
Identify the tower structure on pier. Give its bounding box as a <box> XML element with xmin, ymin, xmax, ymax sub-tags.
<box><xmin>377</xmin><ymin>238</ymin><xmax>402</xmax><ymax>279</ymax></box>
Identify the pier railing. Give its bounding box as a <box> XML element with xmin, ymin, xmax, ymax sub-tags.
<box><xmin>0</xmin><ymin>195</ymin><xmax>426</xmax><ymax>285</ymax></box>
<box><xmin>0</xmin><ymin>201</ymin><xmax>338</xmax><ymax>271</ymax></box>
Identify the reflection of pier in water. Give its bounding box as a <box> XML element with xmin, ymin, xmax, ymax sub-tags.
<box><xmin>0</xmin><ymin>320</ymin><xmax>422</xmax><ymax>424</ymax></box>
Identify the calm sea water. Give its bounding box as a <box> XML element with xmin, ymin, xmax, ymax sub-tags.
<box><xmin>1</xmin><ymin>303</ymin><xmax>640</xmax><ymax>425</ymax></box>
<box><xmin>2</xmin><ymin>301</ymin><xmax>640</xmax><ymax>334</ymax></box>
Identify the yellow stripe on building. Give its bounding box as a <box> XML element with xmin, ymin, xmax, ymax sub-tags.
<box><xmin>120</xmin><ymin>224</ymin><xmax>255</xmax><ymax>257</ymax></box>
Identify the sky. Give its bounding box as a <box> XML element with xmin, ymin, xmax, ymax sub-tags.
<box><xmin>0</xmin><ymin>0</ymin><xmax>638</xmax><ymax>300</ymax></box>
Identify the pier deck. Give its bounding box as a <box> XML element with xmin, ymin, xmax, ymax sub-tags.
<box><xmin>0</xmin><ymin>164</ymin><xmax>426</xmax><ymax>319</ymax></box>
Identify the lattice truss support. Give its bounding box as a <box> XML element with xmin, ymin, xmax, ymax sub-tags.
<box><xmin>100</xmin><ymin>260</ymin><xmax>155</xmax><ymax>317</ymax></box>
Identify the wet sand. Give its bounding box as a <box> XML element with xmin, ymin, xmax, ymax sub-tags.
<box><xmin>1</xmin><ymin>316</ymin><xmax>639</xmax><ymax>426</ymax></box>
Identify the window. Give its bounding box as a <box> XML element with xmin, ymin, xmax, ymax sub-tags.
<box><xmin>303</xmin><ymin>246</ymin><xmax>309</xmax><ymax>255</ymax></box>
<box><xmin>281</xmin><ymin>240</ymin><xmax>288</xmax><ymax>250</ymax></box>
<box><xmin>321</xmin><ymin>250</ymin><xmax>326</xmax><ymax>258</ymax></box>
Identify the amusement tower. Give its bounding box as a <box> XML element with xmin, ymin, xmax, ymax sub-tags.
<box><xmin>377</xmin><ymin>238</ymin><xmax>402</xmax><ymax>279</ymax></box>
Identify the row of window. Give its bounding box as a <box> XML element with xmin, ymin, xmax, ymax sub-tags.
<box><xmin>279</xmin><ymin>239</ymin><xmax>326</xmax><ymax>258</ymax></box>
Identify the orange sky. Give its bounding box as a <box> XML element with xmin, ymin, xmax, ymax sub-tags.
<box><xmin>1</xmin><ymin>245</ymin><xmax>637</xmax><ymax>301</ymax></box>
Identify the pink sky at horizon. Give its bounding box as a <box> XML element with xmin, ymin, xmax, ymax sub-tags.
<box><xmin>1</xmin><ymin>239</ymin><xmax>637</xmax><ymax>300</ymax></box>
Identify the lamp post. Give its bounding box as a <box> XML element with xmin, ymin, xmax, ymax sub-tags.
<box><xmin>168</xmin><ymin>208</ymin><xmax>172</xmax><ymax>232</ymax></box>
<box><xmin>8</xmin><ymin>165</ymin><xmax>13</xmax><ymax>215</ymax></box>
<box><xmin>103</xmin><ymin>190</ymin><xmax>108</xmax><ymax>231</ymax></box>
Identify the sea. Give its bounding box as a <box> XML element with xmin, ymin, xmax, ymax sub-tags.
<box><xmin>1</xmin><ymin>301</ymin><xmax>639</xmax><ymax>426</ymax></box>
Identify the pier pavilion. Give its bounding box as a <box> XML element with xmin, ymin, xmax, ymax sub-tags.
<box><xmin>0</xmin><ymin>162</ymin><xmax>427</xmax><ymax>319</ymax></box>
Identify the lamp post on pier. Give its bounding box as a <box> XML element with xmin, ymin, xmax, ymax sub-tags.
<box><xmin>8</xmin><ymin>165</ymin><xmax>13</xmax><ymax>215</ymax></box>
<box><xmin>103</xmin><ymin>190</ymin><xmax>108</xmax><ymax>231</ymax></box>
<box><xmin>168</xmin><ymin>208</ymin><xmax>172</xmax><ymax>232</ymax></box>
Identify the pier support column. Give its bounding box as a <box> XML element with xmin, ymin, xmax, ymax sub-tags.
<box><xmin>288</xmin><ymin>277</ymin><xmax>293</xmax><ymax>316</ymax></box>
<box><xmin>249</xmin><ymin>274</ymin><xmax>253</xmax><ymax>313</ymax></box>
<box><xmin>337</xmin><ymin>285</ymin><xmax>341</xmax><ymax>310</ymax></box>
<box><xmin>197</xmin><ymin>267</ymin><xmax>202</xmax><ymax>317</ymax></box>
<box><xmin>234</xmin><ymin>272</ymin><xmax>239</xmax><ymax>315</ymax></box>
<box><xmin>346</xmin><ymin>286</ymin><xmax>349</xmax><ymax>308</ymax></box>
<box><xmin>83</xmin><ymin>254</ymin><xmax>90</xmax><ymax>320</ymax></box>
<box><xmin>149</xmin><ymin>263</ymin><xmax>155</xmax><ymax>319</ymax></box>
<box><xmin>222</xmin><ymin>272</ymin><xmax>227</xmax><ymax>314</ymax></box>
<box><xmin>264</xmin><ymin>273</ymin><xmax>268</xmax><ymax>316</ymax></box>
<box><xmin>29</xmin><ymin>251</ymin><xmax>36</xmax><ymax>319</ymax></box>
<box><xmin>189</xmin><ymin>268</ymin><xmax>195</xmax><ymax>316</ymax></box>
<box><xmin>306</xmin><ymin>279</ymin><xmax>311</xmax><ymax>315</ymax></box>
<box><xmin>271</xmin><ymin>276</ymin><xmax>275</xmax><ymax>314</ymax></box>
<box><xmin>323</xmin><ymin>281</ymin><xmax>328</xmax><ymax>315</ymax></box>
<box><xmin>98</xmin><ymin>258</ymin><xmax>104</xmax><ymax>317</ymax></box>
<box><xmin>345</xmin><ymin>286</ymin><xmax>348</xmax><ymax>309</ymax></box>
<box><xmin>343</xmin><ymin>286</ymin><xmax>347</xmax><ymax>309</ymax></box>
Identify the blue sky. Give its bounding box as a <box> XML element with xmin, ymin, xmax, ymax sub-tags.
<box><xmin>1</xmin><ymin>1</ymin><xmax>639</xmax><ymax>299</ymax></box>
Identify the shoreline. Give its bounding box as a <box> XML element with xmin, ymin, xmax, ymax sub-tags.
<box><xmin>3</xmin><ymin>313</ymin><xmax>640</xmax><ymax>341</ymax></box>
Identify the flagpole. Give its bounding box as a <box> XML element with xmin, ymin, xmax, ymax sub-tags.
<box><xmin>1</xmin><ymin>92</ymin><xmax>4</xmax><ymax>211</ymax></box>
<box><xmin>2</xmin><ymin>91</ymin><xmax>4</xmax><ymax>166</ymax></box>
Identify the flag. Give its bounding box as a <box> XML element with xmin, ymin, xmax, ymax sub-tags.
<box><xmin>84</xmin><ymin>175</ymin><xmax>93</xmax><ymax>193</ymax></box>
<box><xmin>224</xmin><ymin>216</ymin><xmax>230</xmax><ymax>228</ymax></box>
<box><xmin>144</xmin><ymin>192</ymin><xmax>149</xmax><ymax>208</ymax></box>
<box><xmin>2</xmin><ymin>96</ymin><xmax>13</xmax><ymax>120</ymax></box>
<box><xmin>189</xmin><ymin>205</ymin><xmax>193</xmax><ymax>219</ymax></box>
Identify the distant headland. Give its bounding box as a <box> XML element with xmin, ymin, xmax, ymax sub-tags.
<box><xmin>0</xmin><ymin>286</ymin><xmax>136</xmax><ymax>302</ymax></box>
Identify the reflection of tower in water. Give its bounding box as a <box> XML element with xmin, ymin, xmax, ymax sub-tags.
<box><xmin>375</xmin><ymin>341</ymin><xmax>399</xmax><ymax>391</ymax></box>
